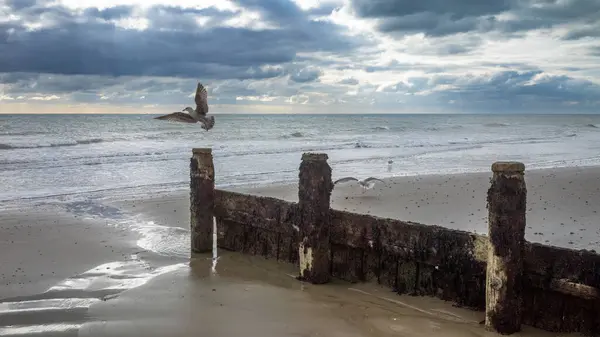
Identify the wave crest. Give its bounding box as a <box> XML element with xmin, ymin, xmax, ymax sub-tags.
<box><xmin>372</xmin><ymin>126</ymin><xmax>389</xmax><ymax>131</ymax></box>
<box><xmin>281</xmin><ymin>131</ymin><xmax>304</xmax><ymax>138</ymax></box>
<box><xmin>483</xmin><ymin>122</ymin><xmax>509</xmax><ymax>127</ymax></box>
<box><xmin>0</xmin><ymin>138</ymin><xmax>104</xmax><ymax>150</ymax></box>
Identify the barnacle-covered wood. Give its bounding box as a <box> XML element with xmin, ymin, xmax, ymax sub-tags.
<box><xmin>213</xmin><ymin>190</ymin><xmax>298</xmax><ymax>263</ymax></box>
<box><xmin>485</xmin><ymin>162</ymin><xmax>527</xmax><ymax>335</ymax></box>
<box><xmin>209</xmin><ymin>183</ymin><xmax>600</xmax><ymax>334</ymax></box>
<box><xmin>296</xmin><ymin>153</ymin><xmax>333</xmax><ymax>284</ymax></box>
<box><xmin>189</xmin><ymin>148</ymin><xmax>214</xmax><ymax>253</ymax></box>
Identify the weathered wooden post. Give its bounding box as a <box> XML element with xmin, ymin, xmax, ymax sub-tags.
<box><xmin>190</xmin><ymin>148</ymin><xmax>215</xmax><ymax>254</ymax></box>
<box><xmin>297</xmin><ymin>152</ymin><xmax>333</xmax><ymax>284</ymax></box>
<box><xmin>485</xmin><ymin>161</ymin><xmax>527</xmax><ymax>334</ymax></box>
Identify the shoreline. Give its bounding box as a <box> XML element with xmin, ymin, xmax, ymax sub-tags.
<box><xmin>111</xmin><ymin>164</ymin><xmax>600</xmax><ymax>251</ymax></box>
<box><xmin>3</xmin><ymin>162</ymin><xmax>600</xmax><ymax>209</ymax></box>
<box><xmin>1</xmin><ymin>164</ymin><xmax>598</xmax><ymax>336</ymax></box>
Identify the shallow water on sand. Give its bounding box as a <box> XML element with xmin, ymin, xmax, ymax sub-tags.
<box><xmin>4</xmin><ymin>253</ymin><xmax>565</xmax><ymax>337</ymax></box>
<box><xmin>1</xmin><ymin>251</ymin><xmax>564</xmax><ymax>337</ymax></box>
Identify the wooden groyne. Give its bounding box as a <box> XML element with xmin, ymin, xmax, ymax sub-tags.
<box><xmin>190</xmin><ymin>148</ymin><xmax>600</xmax><ymax>336</ymax></box>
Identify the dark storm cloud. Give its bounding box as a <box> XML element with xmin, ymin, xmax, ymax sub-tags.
<box><xmin>397</xmin><ymin>35</ymin><xmax>483</xmax><ymax>56</ymax></box>
<box><xmin>350</xmin><ymin>0</ymin><xmax>600</xmax><ymax>38</ymax></box>
<box><xmin>352</xmin><ymin>0</ymin><xmax>510</xmax><ymax>19</ymax></box>
<box><xmin>362</xmin><ymin>70</ymin><xmax>600</xmax><ymax>112</ymax></box>
<box><xmin>351</xmin><ymin>0</ymin><xmax>507</xmax><ymax>37</ymax></box>
<box><xmin>563</xmin><ymin>25</ymin><xmax>600</xmax><ymax>40</ymax></box>
<box><xmin>433</xmin><ymin>71</ymin><xmax>600</xmax><ymax>108</ymax></box>
<box><xmin>5</xmin><ymin>0</ymin><xmax>38</xmax><ymax>10</ymax></box>
<box><xmin>0</xmin><ymin>1</ymin><xmax>367</xmax><ymax>79</ymax></box>
<box><xmin>377</xmin><ymin>13</ymin><xmax>495</xmax><ymax>37</ymax></box>
<box><xmin>0</xmin><ymin>72</ymin><xmax>122</xmax><ymax>94</ymax></box>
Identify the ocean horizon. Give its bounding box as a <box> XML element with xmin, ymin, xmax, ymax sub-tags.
<box><xmin>2</xmin><ymin>113</ymin><xmax>600</xmax><ymax>209</ymax></box>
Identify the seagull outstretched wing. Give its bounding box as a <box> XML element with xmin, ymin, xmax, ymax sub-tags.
<box><xmin>334</xmin><ymin>177</ymin><xmax>359</xmax><ymax>184</ymax></box>
<box><xmin>363</xmin><ymin>177</ymin><xmax>385</xmax><ymax>184</ymax></box>
<box><xmin>195</xmin><ymin>82</ymin><xmax>209</xmax><ymax>116</ymax></box>
<box><xmin>154</xmin><ymin>112</ymin><xmax>197</xmax><ymax>123</ymax></box>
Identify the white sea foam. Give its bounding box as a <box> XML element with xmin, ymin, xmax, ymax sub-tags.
<box><xmin>2</xmin><ymin>114</ymin><xmax>600</xmax><ymax>206</ymax></box>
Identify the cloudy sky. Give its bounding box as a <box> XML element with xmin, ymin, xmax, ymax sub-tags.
<box><xmin>0</xmin><ymin>0</ymin><xmax>599</xmax><ymax>114</ymax></box>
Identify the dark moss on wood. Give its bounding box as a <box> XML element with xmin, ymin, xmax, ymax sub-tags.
<box><xmin>579</xmin><ymin>251</ymin><xmax>600</xmax><ymax>289</ymax></box>
<box><xmin>330</xmin><ymin>244</ymin><xmax>364</xmax><ymax>283</ymax></box>
<box><xmin>561</xmin><ymin>297</ymin><xmax>595</xmax><ymax>334</ymax></box>
<box><xmin>415</xmin><ymin>263</ymin><xmax>437</xmax><ymax>296</ymax></box>
<box><xmin>532</xmin><ymin>291</ymin><xmax>566</xmax><ymax>332</ymax></box>
<box><xmin>397</xmin><ymin>261</ymin><xmax>418</xmax><ymax>295</ymax></box>
<box><xmin>217</xmin><ymin>219</ymin><xmax>244</xmax><ymax>251</ymax></box>
<box><xmin>242</xmin><ymin>224</ymin><xmax>259</xmax><ymax>255</ymax></box>
<box><xmin>521</xmin><ymin>288</ymin><xmax>536</xmax><ymax>326</ymax></box>
<box><xmin>297</xmin><ymin>153</ymin><xmax>333</xmax><ymax>284</ymax></box>
<box><xmin>190</xmin><ymin>149</ymin><xmax>215</xmax><ymax>253</ymax></box>
<box><xmin>277</xmin><ymin>234</ymin><xmax>297</xmax><ymax>264</ymax></box>
<box><xmin>523</xmin><ymin>243</ymin><xmax>557</xmax><ymax>276</ymax></box>
<box><xmin>262</xmin><ymin>229</ymin><xmax>279</xmax><ymax>260</ymax></box>
<box><xmin>379</xmin><ymin>249</ymin><xmax>399</xmax><ymax>290</ymax></box>
<box><xmin>214</xmin><ymin>190</ymin><xmax>297</xmax><ymax>234</ymax></box>
<box><xmin>456</xmin><ymin>259</ymin><xmax>487</xmax><ymax>310</ymax></box>
<box><xmin>486</xmin><ymin>177</ymin><xmax>526</xmax><ymax>258</ymax></box>
<box><xmin>363</xmin><ymin>248</ymin><xmax>379</xmax><ymax>282</ymax></box>
<box><xmin>485</xmin><ymin>163</ymin><xmax>527</xmax><ymax>334</ymax></box>
<box><xmin>593</xmin><ymin>302</ymin><xmax>600</xmax><ymax>336</ymax></box>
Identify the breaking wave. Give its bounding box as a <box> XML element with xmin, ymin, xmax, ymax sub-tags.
<box><xmin>483</xmin><ymin>122</ymin><xmax>509</xmax><ymax>127</ymax></box>
<box><xmin>0</xmin><ymin>138</ymin><xmax>105</xmax><ymax>150</ymax></box>
<box><xmin>281</xmin><ymin>131</ymin><xmax>305</xmax><ymax>138</ymax></box>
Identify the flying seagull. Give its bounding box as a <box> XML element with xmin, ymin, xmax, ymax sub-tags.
<box><xmin>154</xmin><ymin>82</ymin><xmax>215</xmax><ymax>131</ymax></box>
<box><xmin>334</xmin><ymin>177</ymin><xmax>386</xmax><ymax>191</ymax></box>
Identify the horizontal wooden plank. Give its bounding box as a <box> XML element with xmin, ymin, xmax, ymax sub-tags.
<box><xmin>213</xmin><ymin>189</ymin><xmax>600</xmax><ymax>289</ymax></box>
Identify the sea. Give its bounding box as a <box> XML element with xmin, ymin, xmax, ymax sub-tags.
<box><xmin>1</xmin><ymin>113</ymin><xmax>600</xmax><ymax>209</ymax></box>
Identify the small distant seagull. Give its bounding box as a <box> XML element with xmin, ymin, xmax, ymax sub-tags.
<box><xmin>154</xmin><ymin>82</ymin><xmax>215</xmax><ymax>131</ymax></box>
<box><xmin>334</xmin><ymin>177</ymin><xmax>386</xmax><ymax>191</ymax></box>
<box><xmin>387</xmin><ymin>159</ymin><xmax>393</xmax><ymax>172</ymax></box>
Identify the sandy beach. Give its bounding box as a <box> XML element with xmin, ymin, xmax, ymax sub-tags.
<box><xmin>1</xmin><ymin>166</ymin><xmax>598</xmax><ymax>336</ymax></box>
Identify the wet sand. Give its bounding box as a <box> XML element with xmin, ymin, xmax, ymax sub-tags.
<box><xmin>0</xmin><ymin>205</ymin><xmax>138</xmax><ymax>300</ymax></box>
<box><xmin>76</xmin><ymin>253</ymin><xmax>564</xmax><ymax>337</ymax></box>
<box><xmin>1</xmin><ymin>166</ymin><xmax>598</xmax><ymax>336</ymax></box>
<box><xmin>0</xmin><ymin>253</ymin><xmax>570</xmax><ymax>337</ymax></box>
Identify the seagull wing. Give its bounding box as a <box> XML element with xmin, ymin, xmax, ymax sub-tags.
<box><xmin>154</xmin><ymin>112</ymin><xmax>197</xmax><ymax>123</ymax></box>
<box><xmin>363</xmin><ymin>177</ymin><xmax>385</xmax><ymax>184</ymax></box>
<box><xmin>334</xmin><ymin>177</ymin><xmax>359</xmax><ymax>184</ymax></box>
<box><xmin>197</xmin><ymin>115</ymin><xmax>215</xmax><ymax>131</ymax></box>
<box><xmin>194</xmin><ymin>82</ymin><xmax>209</xmax><ymax>116</ymax></box>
